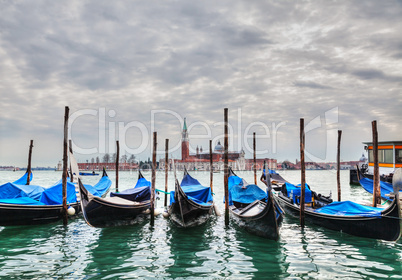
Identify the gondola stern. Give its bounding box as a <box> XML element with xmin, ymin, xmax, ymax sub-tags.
<box><xmin>228</xmin><ymin>167</ymin><xmax>236</xmax><ymax>177</ymax></box>
<box><xmin>183</xmin><ymin>166</ymin><xmax>189</xmax><ymax>177</ymax></box>
<box><xmin>138</xmin><ymin>169</ymin><xmax>145</xmax><ymax>180</ymax></box>
<box><xmin>102</xmin><ymin>167</ymin><xmax>108</xmax><ymax>177</ymax></box>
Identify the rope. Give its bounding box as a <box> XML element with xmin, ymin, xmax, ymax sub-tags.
<box><xmin>156</xmin><ymin>189</ymin><xmax>170</xmax><ymax>195</ymax></box>
<box><xmin>382</xmin><ymin>198</ymin><xmax>390</xmax><ymax>205</ymax></box>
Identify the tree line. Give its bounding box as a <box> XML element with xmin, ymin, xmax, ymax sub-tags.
<box><xmin>85</xmin><ymin>154</ymin><xmax>136</xmax><ymax>164</ymax></box>
<box><xmin>84</xmin><ymin>155</ymin><xmax>155</xmax><ymax>169</ymax></box>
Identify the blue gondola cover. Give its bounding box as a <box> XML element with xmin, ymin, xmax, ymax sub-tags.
<box><xmin>314</xmin><ymin>200</ymin><xmax>382</xmax><ymax>217</ymax></box>
<box><xmin>1</xmin><ymin>174</ymin><xmax>110</xmax><ymax>206</ymax></box>
<box><xmin>227</xmin><ymin>174</ymin><xmax>267</xmax><ymax>205</ymax></box>
<box><xmin>110</xmin><ymin>186</ymin><xmax>151</xmax><ymax>202</ymax></box>
<box><xmin>0</xmin><ymin>182</ymin><xmax>44</xmax><ymax>201</ymax></box>
<box><xmin>359</xmin><ymin>177</ymin><xmax>394</xmax><ymax>201</ymax></box>
<box><xmin>110</xmin><ymin>174</ymin><xmax>151</xmax><ymax>202</ymax></box>
<box><xmin>0</xmin><ymin>197</ymin><xmax>45</xmax><ymax>205</ymax></box>
<box><xmin>134</xmin><ymin>177</ymin><xmax>151</xmax><ymax>189</ymax></box>
<box><xmin>83</xmin><ymin>175</ymin><xmax>112</xmax><ymax>197</ymax></box>
<box><xmin>12</xmin><ymin>172</ymin><xmax>33</xmax><ymax>185</ymax></box>
<box><xmin>39</xmin><ymin>181</ymin><xmax>77</xmax><ymax>205</ymax></box>
<box><xmin>284</xmin><ymin>182</ymin><xmax>312</xmax><ymax>203</ymax></box>
<box><xmin>170</xmin><ymin>173</ymin><xmax>213</xmax><ymax>206</ymax></box>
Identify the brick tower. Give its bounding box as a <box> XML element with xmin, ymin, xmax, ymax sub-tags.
<box><xmin>181</xmin><ymin>118</ymin><xmax>189</xmax><ymax>160</ymax></box>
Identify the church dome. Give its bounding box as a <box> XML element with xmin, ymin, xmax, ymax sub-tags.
<box><xmin>214</xmin><ymin>141</ymin><xmax>224</xmax><ymax>153</ymax></box>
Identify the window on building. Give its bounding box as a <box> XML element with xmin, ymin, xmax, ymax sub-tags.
<box><xmin>383</xmin><ymin>149</ymin><xmax>393</xmax><ymax>164</ymax></box>
<box><xmin>368</xmin><ymin>150</ymin><xmax>373</xmax><ymax>163</ymax></box>
<box><xmin>396</xmin><ymin>149</ymin><xmax>402</xmax><ymax>164</ymax></box>
<box><xmin>378</xmin><ymin>150</ymin><xmax>384</xmax><ymax>163</ymax></box>
<box><xmin>368</xmin><ymin>149</ymin><xmax>393</xmax><ymax>163</ymax></box>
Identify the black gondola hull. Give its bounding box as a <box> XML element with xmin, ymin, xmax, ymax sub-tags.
<box><xmin>168</xmin><ymin>182</ymin><xmax>213</xmax><ymax>228</ymax></box>
<box><xmin>230</xmin><ymin>197</ymin><xmax>282</xmax><ymax>240</ymax></box>
<box><xmin>79</xmin><ymin>181</ymin><xmax>150</xmax><ymax>228</ymax></box>
<box><xmin>0</xmin><ymin>203</ymin><xmax>80</xmax><ymax>226</ymax></box>
<box><xmin>277</xmin><ymin>194</ymin><xmax>401</xmax><ymax>241</ymax></box>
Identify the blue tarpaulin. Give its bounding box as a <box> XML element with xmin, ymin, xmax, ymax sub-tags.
<box><xmin>39</xmin><ymin>181</ymin><xmax>77</xmax><ymax>205</ymax></box>
<box><xmin>359</xmin><ymin>177</ymin><xmax>394</xmax><ymax>201</ymax></box>
<box><xmin>0</xmin><ymin>197</ymin><xmax>45</xmax><ymax>205</ymax></box>
<box><xmin>170</xmin><ymin>173</ymin><xmax>213</xmax><ymax>206</ymax></box>
<box><xmin>55</xmin><ymin>176</ymin><xmax>111</xmax><ymax>197</ymax></box>
<box><xmin>0</xmin><ymin>174</ymin><xmax>111</xmax><ymax>206</ymax></box>
<box><xmin>110</xmin><ymin>174</ymin><xmax>151</xmax><ymax>202</ymax></box>
<box><xmin>12</xmin><ymin>172</ymin><xmax>33</xmax><ymax>185</ymax></box>
<box><xmin>0</xmin><ymin>182</ymin><xmax>44</xmax><ymax>201</ymax></box>
<box><xmin>110</xmin><ymin>186</ymin><xmax>151</xmax><ymax>202</ymax></box>
<box><xmin>134</xmin><ymin>177</ymin><xmax>151</xmax><ymax>189</ymax></box>
<box><xmin>314</xmin><ymin>200</ymin><xmax>383</xmax><ymax>217</ymax></box>
<box><xmin>81</xmin><ymin>175</ymin><xmax>112</xmax><ymax>197</ymax></box>
<box><xmin>227</xmin><ymin>174</ymin><xmax>267</xmax><ymax>205</ymax></box>
<box><xmin>285</xmin><ymin>182</ymin><xmax>312</xmax><ymax>203</ymax></box>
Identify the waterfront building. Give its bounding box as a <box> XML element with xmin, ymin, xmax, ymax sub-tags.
<box><xmin>159</xmin><ymin>118</ymin><xmax>277</xmax><ymax>171</ymax></box>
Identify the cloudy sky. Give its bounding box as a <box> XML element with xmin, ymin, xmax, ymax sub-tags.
<box><xmin>1</xmin><ymin>0</ymin><xmax>401</xmax><ymax>167</ymax></box>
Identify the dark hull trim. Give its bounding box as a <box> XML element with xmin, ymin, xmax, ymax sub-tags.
<box><xmin>0</xmin><ymin>202</ymin><xmax>80</xmax><ymax>226</ymax></box>
<box><xmin>277</xmin><ymin>194</ymin><xmax>401</xmax><ymax>241</ymax></box>
<box><xmin>230</xmin><ymin>193</ymin><xmax>282</xmax><ymax>240</ymax></box>
<box><xmin>79</xmin><ymin>181</ymin><xmax>150</xmax><ymax>228</ymax></box>
<box><xmin>168</xmin><ymin>181</ymin><xmax>213</xmax><ymax>227</ymax></box>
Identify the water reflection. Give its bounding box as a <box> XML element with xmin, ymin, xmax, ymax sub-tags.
<box><xmin>0</xmin><ymin>220</ymin><xmax>97</xmax><ymax>279</ymax></box>
<box><xmin>165</xmin><ymin>218</ymin><xmax>215</xmax><ymax>278</ymax></box>
<box><xmin>281</xmin><ymin>215</ymin><xmax>402</xmax><ymax>278</ymax></box>
<box><xmin>232</xmin><ymin>224</ymin><xmax>287</xmax><ymax>279</ymax></box>
<box><xmin>84</xmin><ymin>220</ymin><xmax>148</xmax><ymax>278</ymax></box>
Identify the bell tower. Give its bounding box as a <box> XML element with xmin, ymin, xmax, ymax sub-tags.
<box><xmin>181</xmin><ymin>118</ymin><xmax>189</xmax><ymax>160</ymax></box>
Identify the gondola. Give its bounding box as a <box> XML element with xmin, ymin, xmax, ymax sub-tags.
<box><xmin>276</xmin><ymin>169</ymin><xmax>402</xmax><ymax>241</ymax></box>
<box><xmin>260</xmin><ymin>169</ymin><xmax>288</xmax><ymax>191</ymax></box>
<box><xmin>79</xmin><ymin>171</ymin><xmax>99</xmax><ymax>176</ymax></box>
<box><xmin>356</xmin><ymin>166</ymin><xmax>396</xmax><ymax>201</ymax></box>
<box><xmin>228</xmin><ymin>168</ymin><xmax>283</xmax><ymax>240</ymax></box>
<box><xmin>0</xmin><ymin>169</ymin><xmax>112</xmax><ymax>226</ymax></box>
<box><xmin>168</xmin><ymin>169</ymin><xmax>214</xmax><ymax>227</ymax></box>
<box><xmin>79</xmin><ymin>171</ymin><xmax>151</xmax><ymax>227</ymax></box>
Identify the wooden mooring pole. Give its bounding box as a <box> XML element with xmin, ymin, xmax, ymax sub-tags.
<box><xmin>209</xmin><ymin>140</ymin><xmax>213</xmax><ymax>194</ymax></box>
<box><xmin>150</xmin><ymin>132</ymin><xmax>157</xmax><ymax>226</ymax></box>
<box><xmin>300</xmin><ymin>118</ymin><xmax>305</xmax><ymax>228</ymax></box>
<box><xmin>26</xmin><ymin>140</ymin><xmax>33</xmax><ymax>185</ymax></box>
<box><xmin>116</xmin><ymin>141</ymin><xmax>119</xmax><ymax>192</ymax></box>
<box><xmin>372</xmin><ymin>121</ymin><xmax>381</xmax><ymax>207</ymax></box>
<box><xmin>337</xmin><ymin>130</ymin><xmax>342</xmax><ymax>202</ymax></box>
<box><xmin>69</xmin><ymin>139</ymin><xmax>74</xmax><ymax>182</ymax></box>
<box><xmin>253</xmin><ymin>132</ymin><xmax>257</xmax><ymax>185</ymax></box>
<box><xmin>224</xmin><ymin>108</ymin><xmax>229</xmax><ymax>226</ymax></box>
<box><xmin>164</xmin><ymin>139</ymin><xmax>169</xmax><ymax>207</ymax></box>
<box><xmin>62</xmin><ymin>106</ymin><xmax>69</xmax><ymax>226</ymax></box>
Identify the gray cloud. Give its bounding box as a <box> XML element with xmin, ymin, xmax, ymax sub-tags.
<box><xmin>293</xmin><ymin>81</ymin><xmax>334</xmax><ymax>90</ymax></box>
<box><xmin>1</xmin><ymin>0</ymin><xmax>402</xmax><ymax>167</ymax></box>
<box><xmin>351</xmin><ymin>69</ymin><xmax>402</xmax><ymax>83</ymax></box>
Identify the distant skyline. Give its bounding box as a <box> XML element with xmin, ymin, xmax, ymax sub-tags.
<box><xmin>1</xmin><ymin>1</ymin><xmax>401</xmax><ymax>167</ymax></box>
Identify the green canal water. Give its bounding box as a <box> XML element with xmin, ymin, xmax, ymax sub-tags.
<box><xmin>0</xmin><ymin>170</ymin><xmax>401</xmax><ymax>279</ymax></box>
